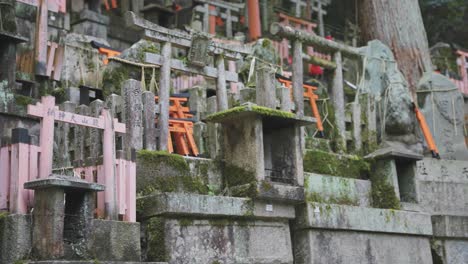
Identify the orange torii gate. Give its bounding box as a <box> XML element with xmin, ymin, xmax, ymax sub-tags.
<box><xmin>276</xmin><ymin>74</ymin><xmax>324</xmax><ymax>137</ymax></box>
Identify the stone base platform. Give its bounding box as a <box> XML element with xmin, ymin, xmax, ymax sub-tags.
<box><xmin>139</xmin><ymin>193</ymin><xmax>295</xmax><ymax>264</ymax></box>
<box><xmin>293</xmin><ymin>203</ymin><xmax>434</xmax><ymax>264</ymax></box>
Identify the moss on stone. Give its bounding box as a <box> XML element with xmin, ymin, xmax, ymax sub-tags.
<box><xmin>178</xmin><ymin>218</ymin><xmax>194</xmax><ymax>226</ymax></box>
<box><xmin>206</xmin><ymin>104</ymin><xmax>295</xmax><ymax>122</ymax></box>
<box><xmin>138</xmin><ymin>150</ymin><xmax>189</xmax><ymax>172</ymax></box>
<box><xmin>146</xmin><ymin>217</ymin><xmax>167</xmax><ymax>262</ymax></box>
<box><xmin>101</xmin><ymin>65</ymin><xmax>131</xmax><ymax>97</ymax></box>
<box><xmin>14</xmin><ymin>94</ymin><xmax>33</xmax><ymax>107</ymax></box>
<box><xmin>224</xmin><ymin>164</ymin><xmax>258</xmax><ymax>198</ymax></box>
<box><xmin>303</xmin><ymin>149</ymin><xmax>370</xmax><ymax>178</ymax></box>
<box><xmin>138</xmin><ymin>175</ymin><xmax>208</xmax><ymax>196</ymax></box>
<box><xmin>370</xmin><ymin>175</ymin><xmax>401</xmax><ymax>210</ymax></box>
<box><xmin>305</xmin><ymin>137</ymin><xmax>331</xmax><ymax>152</ymax></box>
<box><xmin>137</xmin><ymin>150</ymin><xmax>209</xmax><ymax>195</ymax></box>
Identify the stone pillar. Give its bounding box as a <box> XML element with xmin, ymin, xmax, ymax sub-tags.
<box><xmin>142</xmin><ymin>91</ymin><xmax>157</xmax><ymax>150</ymax></box>
<box><xmin>71</xmin><ymin>9</ymin><xmax>110</xmax><ymax>39</ymax></box>
<box><xmin>292</xmin><ymin>40</ymin><xmax>304</xmax><ymax>117</ymax></box>
<box><xmin>331</xmin><ymin>51</ymin><xmax>346</xmax><ymax>152</ymax></box>
<box><xmin>122</xmin><ymin>79</ymin><xmax>143</xmax><ymax>158</ymax></box>
<box><xmin>216</xmin><ymin>55</ymin><xmax>228</xmax><ymax>111</ymax></box>
<box><xmin>32</xmin><ymin>187</ymin><xmax>65</xmax><ymax>259</ymax></box>
<box><xmin>158</xmin><ymin>42</ymin><xmax>172</xmax><ymax>151</ymax></box>
<box><xmin>89</xmin><ymin>100</ymin><xmax>104</xmax><ymax>164</ymax></box>
<box><xmin>256</xmin><ymin>66</ymin><xmax>276</xmax><ymax>108</ymax></box>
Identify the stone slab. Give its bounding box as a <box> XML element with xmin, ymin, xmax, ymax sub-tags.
<box><xmin>156</xmin><ymin>219</ymin><xmax>293</xmax><ymax>264</ymax></box>
<box><xmin>28</xmin><ymin>260</ymin><xmax>167</xmax><ymax>264</ymax></box>
<box><xmin>0</xmin><ymin>214</ymin><xmax>31</xmax><ymax>264</ymax></box>
<box><xmin>294</xmin><ymin>229</ymin><xmax>432</xmax><ymax>264</ymax></box>
<box><xmin>432</xmin><ymin>215</ymin><xmax>468</xmax><ymax>238</ymax></box>
<box><xmin>257</xmin><ymin>183</ymin><xmax>305</xmax><ymax>203</ymax></box>
<box><xmin>88</xmin><ymin>220</ymin><xmax>141</xmax><ymax>262</ymax></box>
<box><xmin>138</xmin><ymin>193</ymin><xmax>295</xmax><ymax>220</ymax></box>
<box><xmin>443</xmin><ymin>240</ymin><xmax>468</xmax><ymax>264</ymax></box>
<box><xmin>295</xmin><ymin>203</ymin><xmax>433</xmax><ymax>236</ymax></box>
<box><xmin>206</xmin><ymin>103</ymin><xmax>315</xmax><ymax>129</ymax></box>
<box><xmin>24</xmin><ymin>175</ymin><xmax>105</xmax><ymax>191</ymax></box>
<box><xmin>415</xmin><ymin>158</ymin><xmax>468</xmax><ymax>215</ymax></box>
<box><xmin>305</xmin><ymin>173</ymin><xmax>371</xmax><ymax>206</ymax></box>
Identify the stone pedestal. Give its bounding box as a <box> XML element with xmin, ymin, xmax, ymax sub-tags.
<box><xmin>0</xmin><ymin>214</ymin><xmax>31</xmax><ymax>263</ymax></box>
<box><xmin>367</xmin><ymin>147</ymin><xmax>423</xmax><ymax>204</ymax></box>
<box><xmin>24</xmin><ymin>175</ymin><xmax>104</xmax><ymax>260</ymax></box>
<box><xmin>71</xmin><ymin>9</ymin><xmax>109</xmax><ymax>39</ymax></box>
<box><xmin>206</xmin><ymin>103</ymin><xmax>314</xmax><ymax>202</ymax></box>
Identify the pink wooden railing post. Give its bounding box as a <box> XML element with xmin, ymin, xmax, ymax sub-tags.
<box><xmin>0</xmin><ymin>147</ymin><xmax>10</xmax><ymax>210</ymax></box>
<box><xmin>9</xmin><ymin>143</ymin><xmax>29</xmax><ymax>214</ymax></box>
<box><xmin>125</xmin><ymin>160</ymin><xmax>136</xmax><ymax>222</ymax></box>
<box><xmin>37</xmin><ymin>96</ymin><xmax>57</xmax><ymax>178</ymax></box>
<box><xmin>102</xmin><ymin>108</ymin><xmax>118</xmax><ymax>220</ymax></box>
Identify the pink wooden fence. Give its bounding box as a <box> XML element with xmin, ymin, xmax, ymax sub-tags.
<box><xmin>0</xmin><ymin>142</ymin><xmax>40</xmax><ymax>213</ymax></box>
<box><xmin>0</xmin><ymin>96</ymin><xmax>136</xmax><ymax>222</ymax></box>
<box><xmin>451</xmin><ymin>50</ymin><xmax>468</xmax><ymax>95</ymax></box>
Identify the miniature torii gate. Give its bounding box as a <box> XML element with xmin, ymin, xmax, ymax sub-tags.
<box><xmin>271</xmin><ymin>22</ymin><xmax>361</xmax><ymax>151</ymax></box>
<box><xmin>27</xmin><ymin>96</ymin><xmax>127</xmax><ymax>220</ymax></box>
<box><xmin>125</xmin><ymin>11</ymin><xmax>251</xmax><ymax>151</ymax></box>
<box><xmin>194</xmin><ymin>0</ymin><xmax>244</xmax><ymax>38</ymax></box>
<box><xmin>290</xmin><ymin>0</ymin><xmax>329</xmax><ymax>37</ymax></box>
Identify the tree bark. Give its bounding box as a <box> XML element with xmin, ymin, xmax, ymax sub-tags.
<box><xmin>359</xmin><ymin>0</ymin><xmax>433</xmax><ymax>94</ymax></box>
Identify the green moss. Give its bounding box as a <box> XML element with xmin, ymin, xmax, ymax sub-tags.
<box><xmin>101</xmin><ymin>65</ymin><xmax>131</xmax><ymax>97</ymax></box>
<box><xmin>206</xmin><ymin>104</ymin><xmax>295</xmax><ymax>122</ymax></box>
<box><xmin>138</xmin><ymin>150</ymin><xmax>189</xmax><ymax>172</ymax></box>
<box><xmin>370</xmin><ymin>175</ymin><xmax>401</xmax><ymax>210</ymax></box>
<box><xmin>14</xmin><ymin>94</ymin><xmax>33</xmax><ymax>107</ymax></box>
<box><xmin>178</xmin><ymin>218</ymin><xmax>194</xmax><ymax>226</ymax></box>
<box><xmin>224</xmin><ymin>164</ymin><xmax>257</xmax><ymax>198</ymax></box>
<box><xmin>138</xmin><ymin>43</ymin><xmax>160</xmax><ymax>61</ymax></box>
<box><xmin>305</xmin><ymin>137</ymin><xmax>331</xmax><ymax>152</ymax></box>
<box><xmin>306</xmin><ymin>191</ymin><xmax>358</xmax><ymax>206</ymax></box>
<box><xmin>303</xmin><ymin>149</ymin><xmax>370</xmax><ymax>178</ymax></box>
<box><xmin>208</xmin><ymin>219</ymin><xmax>231</xmax><ymax>226</ymax></box>
<box><xmin>138</xmin><ymin>175</ymin><xmax>208</xmax><ymax>196</ymax></box>
<box><xmin>137</xmin><ymin>150</ymin><xmax>209</xmax><ymax>195</ymax></box>
<box><xmin>146</xmin><ymin>217</ymin><xmax>167</xmax><ymax>262</ymax></box>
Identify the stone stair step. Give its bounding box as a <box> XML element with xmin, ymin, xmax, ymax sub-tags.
<box><xmin>305</xmin><ymin>172</ymin><xmax>371</xmax><ymax>207</ymax></box>
<box><xmin>303</xmin><ymin>149</ymin><xmax>370</xmax><ymax>179</ymax></box>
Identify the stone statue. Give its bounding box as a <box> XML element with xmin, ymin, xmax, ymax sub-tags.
<box><xmin>417</xmin><ymin>72</ymin><xmax>468</xmax><ymax>160</ymax></box>
<box><xmin>359</xmin><ymin>40</ymin><xmax>423</xmax><ymax>155</ymax></box>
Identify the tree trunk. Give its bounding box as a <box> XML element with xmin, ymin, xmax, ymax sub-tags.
<box><xmin>359</xmin><ymin>0</ymin><xmax>433</xmax><ymax>95</ymax></box>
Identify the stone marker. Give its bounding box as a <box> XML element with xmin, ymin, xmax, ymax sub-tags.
<box><xmin>417</xmin><ymin>72</ymin><xmax>468</xmax><ymax>160</ymax></box>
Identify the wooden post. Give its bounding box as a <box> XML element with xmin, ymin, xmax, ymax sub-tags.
<box><xmin>35</xmin><ymin>0</ymin><xmax>48</xmax><ymax>76</ymax></box>
<box><xmin>9</xmin><ymin>143</ymin><xmax>29</xmax><ymax>214</ymax></box>
<box><xmin>216</xmin><ymin>55</ymin><xmax>228</xmax><ymax>111</ymax></box>
<box><xmin>125</xmin><ymin>159</ymin><xmax>136</xmax><ymax>222</ymax></box>
<box><xmin>38</xmin><ymin>96</ymin><xmax>56</xmax><ymax>178</ymax></box>
<box><xmin>0</xmin><ymin>147</ymin><xmax>9</xmax><ymax>210</ymax></box>
<box><xmin>209</xmin><ymin>5</ymin><xmax>216</xmax><ymax>35</ymax></box>
<box><xmin>102</xmin><ymin>108</ymin><xmax>118</xmax><ymax>220</ymax></box>
<box><xmin>247</xmin><ymin>0</ymin><xmax>261</xmax><ymax>40</ymax></box>
<box><xmin>292</xmin><ymin>40</ymin><xmax>304</xmax><ymax>117</ymax></box>
<box><xmin>158</xmin><ymin>42</ymin><xmax>172</xmax><ymax>151</ymax></box>
<box><xmin>331</xmin><ymin>51</ymin><xmax>346</xmax><ymax>151</ymax></box>
<box><xmin>203</xmin><ymin>4</ymin><xmax>210</xmax><ymax>33</ymax></box>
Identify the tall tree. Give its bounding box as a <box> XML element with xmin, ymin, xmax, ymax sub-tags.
<box><xmin>358</xmin><ymin>0</ymin><xmax>433</xmax><ymax>95</ymax></box>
